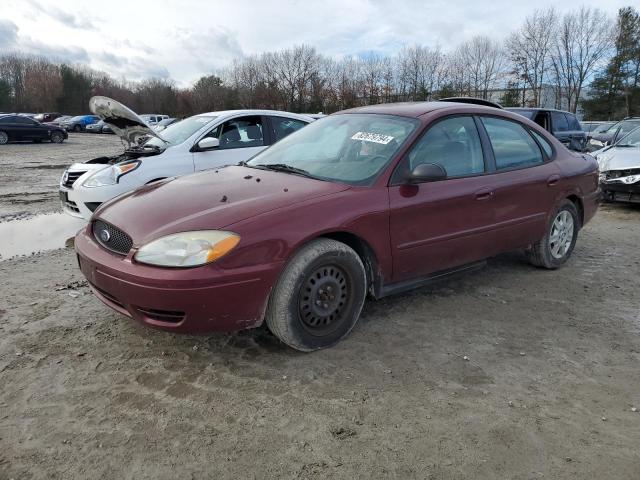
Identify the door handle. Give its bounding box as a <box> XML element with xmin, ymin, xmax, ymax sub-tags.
<box><xmin>475</xmin><ymin>189</ymin><xmax>494</xmax><ymax>200</ymax></box>
<box><xmin>547</xmin><ymin>175</ymin><xmax>560</xmax><ymax>186</ymax></box>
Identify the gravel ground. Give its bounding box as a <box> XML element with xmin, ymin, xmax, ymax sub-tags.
<box><xmin>1</xmin><ymin>135</ymin><xmax>639</xmax><ymax>479</ymax></box>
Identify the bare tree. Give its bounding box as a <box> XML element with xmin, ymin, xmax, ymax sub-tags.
<box><xmin>506</xmin><ymin>8</ymin><xmax>558</xmax><ymax>106</ymax></box>
<box><xmin>551</xmin><ymin>7</ymin><xmax>614</xmax><ymax>112</ymax></box>
<box><xmin>454</xmin><ymin>36</ymin><xmax>506</xmax><ymax>99</ymax></box>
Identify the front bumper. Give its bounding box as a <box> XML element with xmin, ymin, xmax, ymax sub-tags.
<box><xmin>74</xmin><ymin>225</ymin><xmax>280</xmax><ymax>333</ymax></box>
<box><xmin>601</xmin><ymin>182</ymin><xmax>640</xmax><ymax>203</ymax></box>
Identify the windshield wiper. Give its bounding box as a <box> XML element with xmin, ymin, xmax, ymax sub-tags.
<box><xmin>245</xmin><ymin>163</ymin><xmax>317</xmax><ymax>179</ymax></box>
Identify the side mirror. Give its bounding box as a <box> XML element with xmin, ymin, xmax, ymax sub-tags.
<box><xmin>196</xmin><ymin>137</ymin><xmax>220</xmax><ymax>151</ymax></box>
<box><xmin>407</xmin><ymin>163</ymin><xmax>447</xmax><ymax>184</ymax></box>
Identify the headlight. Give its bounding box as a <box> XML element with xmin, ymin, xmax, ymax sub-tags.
<box><xmin>82</xmin><ymin>161</ymin><xmax>140</xmax><ymax>187</ymax></box>
<box><xmin>589</xmin><ymin>139</ymin><xmax>604</xmax><ymax>147</ymax></box>
<box><xmin>134</xmin><ymin>231</ymin><xmax>240</xmax><ymax>267</ymax></box>
<box><xmin>622</xmin><ymin>175</ymin><xmax>639</xmax><ymax>184</ymax></box>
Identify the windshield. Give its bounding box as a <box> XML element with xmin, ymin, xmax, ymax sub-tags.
<box><xmin>145</xmin><ymin>115</ymin><xmax>216</xmax><ymax>148</ymax></box>
<box><xmin>247</xmin><ymin>113</ymin><xmax>418</xmax><ymax>185</ymax></box>
<box><xmin>614</xmin><ymin>126</ymin><xmax>640</xmax><ymax>147</ymax></box>
<box><xmin>158</xmin><ymin>118</ymin><xmax>174</xmax><ymax>126</ymax></box>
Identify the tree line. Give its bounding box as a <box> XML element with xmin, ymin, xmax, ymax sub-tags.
<box><xmin>1</xmin><ymin>6</ymin><xmax>638</xmax><ymax>120</ymax></box>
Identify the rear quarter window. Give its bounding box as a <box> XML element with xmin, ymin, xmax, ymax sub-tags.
<box><xmin>530</xmin><ymin>130</ymin><xmax>554</xmax><ymax>157</ymax></box>
<box><xmin>481</xmin><ymin>117</ymin><xmax>544</xmax><ymax>170</ymax></box>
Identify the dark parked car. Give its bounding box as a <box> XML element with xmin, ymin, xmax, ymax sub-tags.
<box><xmin>586</xmin><ymin>117</ymin><xmax>640</xmax><ymax>152</ymax></box>
<box><xmin>75</xmin><ymin>101</ymin><xmax>599</xmax><ymax>351</ymax></box>
<box><xmin>506</xmin><ymin>108</ymin><xmax>586</xmax><ymax>152</ymax></box>
<box><xmin>0</xmin><ymin>114</ymin><xmax>68</xmax><ymax>144</ymax></box>
<box><xmin>34</xmin><ymin>112</ymin><xmax>63</xmax><ymax>123</ymax></box>
<box><xmin>61</xmin><ymin>115</ymin><xmax>99</xmax><ymax>132</ymax></box>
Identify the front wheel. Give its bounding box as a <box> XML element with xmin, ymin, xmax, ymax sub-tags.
<box><xmin>527</xmin><ymin>200</ymin><xmax>579</xmax><ymax>269</ymax></box>
<box><xmin>50</xmin><ymin>131</ymin><xmax>64</xmax><ymax>143</ymax></box>
<box><xmin>73</xmin><ymin>125</ymin><xmax>81</xmax><ymax>132</ymax></box>
<box><xmin>265</xmin><ymin>239</ymin><xmax>367</xmax><ymax>351</ymax></box>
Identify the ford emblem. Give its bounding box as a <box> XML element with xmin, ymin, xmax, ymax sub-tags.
<box><xmin>99</xmin><ymin>229</ymin><xmax>111</xmax><ymax>242</ymax></box>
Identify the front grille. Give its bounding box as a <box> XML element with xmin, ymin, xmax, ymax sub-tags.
<box><xmin>61</xmin><ymin>198</ymin><xmax>80</xmax><ymax>213</ymax></box>
<box><xmin>92</xmin><ymin>220</ymin><xmax>133</xmax><ymax>255</ymax></box>
<box><xmin>63</xmin><ymin>169</ymin><xmax>87</xmax><ymax>189</ymax></box>
<box><xmin>605</xmin><ymin>168</ymin><xmax>640</xmax><ymax>180</ymax></box>
<box><xmin>136</xmin><ymin>307</ymin><xmax>185</xmax><ymax>323</ymax></box>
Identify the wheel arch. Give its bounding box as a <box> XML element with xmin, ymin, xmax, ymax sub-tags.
<box><xmin>566</xmin><ymin>194</ymin><xmax>584</xmax><ymax>228</ymax></box>
<box><xmin>317</xmin><ymin>231</ymin><xmax>382</xmax><ymax>297</ymax></box>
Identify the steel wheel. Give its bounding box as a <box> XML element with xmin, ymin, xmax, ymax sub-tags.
<box><xmin>51</xmin><ymin>131</ymin><xmax>64</xmax><ymax>143</ymax></box>
<box><xmin>0</xmin><ymin>131</ymin><xmax>8</xmax><ymax>144</ymax></box>
<box><xmin>298</xmin><ymin>264</ymin><xmax>350</xmax><ymax>335</ymax></box>
<box><xmin>549</xmin><ymin>210</ymin><xmax>574</xmax><ymax>259</ymax></box>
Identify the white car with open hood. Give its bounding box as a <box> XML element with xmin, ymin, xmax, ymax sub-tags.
<box><xmin>59</xmin><ymin>96</ymin><xmax>314</xmax><ymax>219</ymax></box>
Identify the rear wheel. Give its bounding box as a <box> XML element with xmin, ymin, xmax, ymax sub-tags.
<box><xmin>265</xmin><ymin>239</ymin><xmax>367</xmax><ymax>351</ymax></box>
<box><xmin>527</xmin><ymin>200</ymin><xmax>579</xmax><ymax>269</ymax></box>
<box><xmin>0</xmin><ymin>131</ymin><xmax>8</xmax><ymax>144</ymax></box>
<box><xmin>50</xmin><ymin>131</ymin><xmax>64</xmax><ymax>143</ymax></box>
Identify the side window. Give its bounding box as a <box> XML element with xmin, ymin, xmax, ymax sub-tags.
<box><xmin>219</xmin><ymin>116</ymin><xmax>264</xmax><ymax>149</ymax></box>
<box><xmin>531</xmin><ymin>130</ymin><xmax>553</xmax><ymax>157</ymax></box>
<box><xmin>15</xmin><ymin>117</ymin><xmax>36</xmax><ymax>125</ymax></box>
<box><xmin>406</xmin><ymin>116</ymin><xmax>485</xmax><ymax>177</ymax></box>
<box><xmin>566</xmin><ymin>114</ymin><xmax>581</xmax><ymax>131</ymax></box>
<box><xmin>551</xmin><ymin>112</ymin><xmax>568</xmax><ymax>132</ymax></box>
<box><xmin>0</xmin><ymin>117</ymin><xmax>10</xmax><ymax>124</ymax></box>
<box><xmin>270</xmin><ymin>116</ymin><xmax>307</xmax><ymax>142</ymax></box>
<box><xmin>481</xmin><ymin>117</ymin><xmax>543</xmax><ymax>170</ymax></box>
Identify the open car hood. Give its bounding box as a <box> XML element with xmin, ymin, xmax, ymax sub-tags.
<box><xmin>89</xmin><ymin>96</ymin><xmax>166</xmax><ymax>146</ymax></box>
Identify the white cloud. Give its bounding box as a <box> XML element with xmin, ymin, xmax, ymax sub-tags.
<box><xmin>1</xmin><ymin>0</ymin><xmax>631</xmax><ymax>85</ymax></box>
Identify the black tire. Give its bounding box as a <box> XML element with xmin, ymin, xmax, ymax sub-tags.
<box><xmin>527</xmin><ymin>200</ymin><xmax>579</xmax><ymax>269</ymax></box>
<box><xmin>50</xmin><ymin>131</ymin><xmax>64</xmax><ymax>143</ymax></box>
<box><xmin>265</xmin><ymin>239</ymin><xmax>367</xmax><ymax>351</ymax></box>
<box><xmin>0</xmin><ymin>131</ymin><xmax>8</xmax><ymax>144</ymax></box>
<box><xmin>73</xmin><ymin>124</ymin><xmax>81</xmax><ymax>132</ymax></box>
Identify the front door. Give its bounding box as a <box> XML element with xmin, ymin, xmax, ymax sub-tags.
<box><xmin>389</xmin><ymin>115</ymin><xmax>497</xmax><ymax>282</ymax></box>
<box><xmin>193</xmin><ymin>115</ymin><xmax>268</xmax><ymax>171</ymax></box>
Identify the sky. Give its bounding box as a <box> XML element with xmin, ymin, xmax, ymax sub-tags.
<box><xmin>0</xmin><ymin>0</ymin><xmax>631</xmax><ymax>87</ymax></box>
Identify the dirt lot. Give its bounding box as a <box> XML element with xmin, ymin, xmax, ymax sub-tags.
<box><xmin>1</xmin><ymin>135</ymin><xmax>639</xmax><ymax>479</ymax></box>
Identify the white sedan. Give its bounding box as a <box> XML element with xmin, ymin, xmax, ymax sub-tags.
<box><xmin>59</xmin><ymin>96</ymin><xmax>315</xmax><ymax>220</ymax></box>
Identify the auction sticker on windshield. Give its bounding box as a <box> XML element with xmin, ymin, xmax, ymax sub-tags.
<box><xmin>351</xmin><ymin>132</ymin><xmax>394</xmax><ymax>144</ymax></box>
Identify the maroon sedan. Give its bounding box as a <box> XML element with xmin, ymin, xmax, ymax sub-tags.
<box><xmin>75</xmin><ymin>101</ymin><xmax>600</xmax><ymax>351</ymax></box>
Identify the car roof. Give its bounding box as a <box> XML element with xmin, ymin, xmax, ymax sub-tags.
<box><xmin>337</xmin><ymin>101</ymin><xmax>505</xmax><ymax>118</ymax></box>
<box><xmin>194</xmin><ymin>109</ymin><xmax>315</xmax><ymax>122</ymax></box>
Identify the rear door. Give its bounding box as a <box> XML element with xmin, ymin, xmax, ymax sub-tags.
<box><xmin>267</xmin><ymin>116</ymin><xmax>309</xmax><ymax>145</ymax></box>
<box><xmin>14</xmin><ymin>116</ymin><xmax>45</xmax><ymax>140</ymax></box>
<box><xmin>477</xmin><ymin>116</ymin><xmax>561</xmax><ymax>252</ymax></box>
<box><xmin>388</xmin><ymin>115</ymin><xmax>498</xmax><ymax>281</ymax></box>
<box><xmin>192</xmin><ymin>115</ymin><xmax>268</xmax><ymax>171</ymax></box>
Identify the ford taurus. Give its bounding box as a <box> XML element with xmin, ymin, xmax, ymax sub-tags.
<box><xmin>75</xmin><ymin>101</ymin><xmax>600</xmax><ymax>351</ymax></box>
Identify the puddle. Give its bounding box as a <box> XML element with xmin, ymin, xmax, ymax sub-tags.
<box><xmin>0</xmin><ymin>212</ymin><xmax>86</xmax><ymax>261</ymax></box>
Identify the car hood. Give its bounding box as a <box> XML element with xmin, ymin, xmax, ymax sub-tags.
<box><xmin>95</xmin><ymin>166</ymin><xmax>351</xmax><ymax>245</ymax></box>
<box><xmin>596</xmin><ymin>147</ymin><xmax>640</xmax><ymax>171</ymax></box>
<box><xmin>89</xmin><ymin>96</ymin><xmax>166</xmax><ymax>146</ymax></box>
